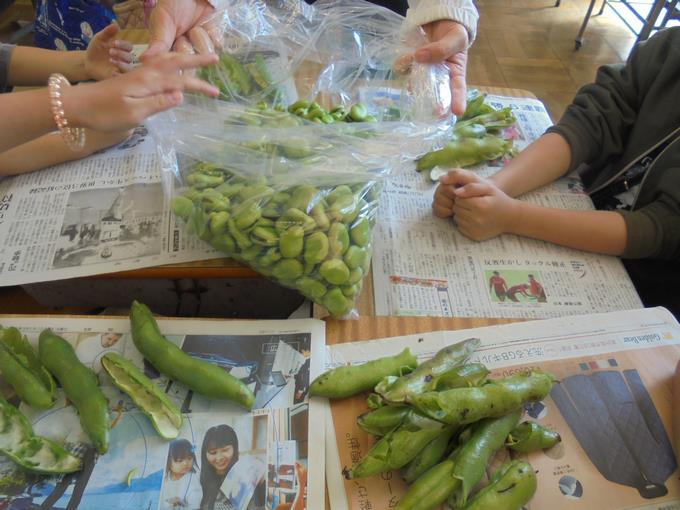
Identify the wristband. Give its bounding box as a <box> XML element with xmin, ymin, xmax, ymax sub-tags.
<box><xmin>47</xmin><ymin>73</ymin><xmax>85</xmax><ymax>152</ymax></box>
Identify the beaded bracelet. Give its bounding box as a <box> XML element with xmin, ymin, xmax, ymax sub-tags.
<box><xmin>47</xmin><ymin>73</ymin><xmax>86</xmax><ymax>151</ymax></box>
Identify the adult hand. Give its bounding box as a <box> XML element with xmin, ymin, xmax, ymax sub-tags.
<box><xmin>65</xmin><ymin>52</ymin><xmax>219</xmax><ymax>133</ymax></box>
<box><xmin>85</xmin><ymin>24</ymin><xmax>134</xmax><ymax>80</ymax></box>
<box><xmin>446</xmin><ymin>169</ymin><xmax>521</xmax><ymax>241</ymax></box>
<box><xmin>143</xmin><ymin>0</ymin><xmax>216</xmax><ymax>59</ymax></box>
<box><xmin>415</xmin><ymin>20</ymin><xmax>469</xmax><ymax>117</ymax></box>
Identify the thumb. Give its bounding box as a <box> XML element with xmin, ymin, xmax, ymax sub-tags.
<box><xmin>96</xmin><ymin>22</ymin><xmax>120</xmax><ymax>43</ymax></box>
<box><xmin>439</xmin><ymin>168</ymin><xmax>481</xmax><ymax>186</ymax></box>
<box><xmin>414</xmin><ymin>22</ymin><xmax>468</xmax><ymax>63</ymax></box>
<box><xmin>454</xmin><ymin>181</ymin><xmax>492</xmax><ymax>198</ymax></box>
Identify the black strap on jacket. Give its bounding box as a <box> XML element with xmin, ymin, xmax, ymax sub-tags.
<box><xmin>305</xmin><ymin>0</ymin><xmax>408</xmax><ymax>15</ymax></box>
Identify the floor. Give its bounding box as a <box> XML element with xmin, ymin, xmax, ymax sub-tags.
<box><xmin>0</xmin><ymin>0</ymin><xmax>639</xmax><ymax>314</ymax></box>
<box><xmin>469</xmin><ymin>0</ymin><xmax>638</xmax><ymax>119</ymax></box>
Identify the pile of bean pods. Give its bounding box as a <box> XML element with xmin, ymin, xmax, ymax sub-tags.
<box><xmin>416</xmin><ymin>92</ymin><xmax>518</xmax><ymax>178</ymax></box>
<box><xmin>310</xmin><ymin>338</ymin><xmax>561</xmax><ymax>510</ymax></box>
<box><xmin>170</xmin><ymin>102</ymin><xmax>381</xmax><ymax>317</ymax></box>
<box><xmin>0</xmin><ymin>301</ymin><xmax>256</xmax><ymax>474</ymax></box>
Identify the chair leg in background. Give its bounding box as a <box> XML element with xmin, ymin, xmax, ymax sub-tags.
<box><xmin>597</xmin><ymin>0</ymin><xmax>607</xmax><ymax>15</ymax></box>
<box><xmin>575</xmin><ymin>0</ymin><xmax>599</xmax><ymax>49</ymax></box>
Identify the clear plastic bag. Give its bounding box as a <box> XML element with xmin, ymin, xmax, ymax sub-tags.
<box><xmin>150</xmin><ymin>0</ymin><xmax>452</xmax><ymax>317</ymax></box>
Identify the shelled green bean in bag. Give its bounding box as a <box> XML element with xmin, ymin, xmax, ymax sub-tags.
<box><xmin>149</xmin><ymin>1</ymin><xmax>452</xmax><ymax>318</ymax></box>
<box><xmin>0</xmin><ymin>396</ymin><xmax>81</xmax><ymax>474</ymax></box>
<box><xmin>130</xmin><ymin>301</ymin><xmax>255</xmax><ymax>410</ymax></box>
<box><xmin>38</xmin><ymin>330</ymin><xmax>110</xmax><ymax>454</ymax></box>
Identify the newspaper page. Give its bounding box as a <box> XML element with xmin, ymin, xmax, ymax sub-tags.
<box><xmin>0</xmin><ymin>315</ymin><xmax>326</xmax><ymax>510</ymax></box>
<box><xmin>324</xmin><ymin>306</ymin><xmax>680</xmax><ymax>510</ymax></box>
<box><xmin>0</xmin><ymin>127</ymin><xmax>217</xmax><ymax>287</ymax></box>
<box><xmin>372</xmin><ymin>94</ymin><xmax>643</xmax><ymax>318</ymax></box>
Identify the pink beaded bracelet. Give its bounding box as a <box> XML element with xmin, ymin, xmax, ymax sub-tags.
<box><xmin>47</xmin><ymin>73</ymin><xmax>86</xmax><ymax>151</ymax></box>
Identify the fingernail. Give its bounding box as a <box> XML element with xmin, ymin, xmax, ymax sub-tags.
<box><xmin>415</xmin><ymin>48</ymin><xmax>431</xmax><ymax>61</ymax></box>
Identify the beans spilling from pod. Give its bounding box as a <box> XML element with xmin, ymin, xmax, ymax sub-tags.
<box><xmin>416</xmin><ymin>92</ymin><xmax>517</xmax><ymax>174</ymax></box>
<box><xmin>310</xmin><ymin>338</ymin><xmax>561</xmax><ymax>510</ymax></box>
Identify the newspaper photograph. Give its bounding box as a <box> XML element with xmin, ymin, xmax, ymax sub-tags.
<box><xmin>0</xmin><ymin>315</ymin><xmax>326</xmax><ymax>510</ymax></box>
<box><xmin>0</xmin><ymin>127</ymin><xmax>217</xmax><ymax>286</ymax></box>
<box><xmin>372</xmin><ymin>94</ymin><xmax>643</xmax><ymax>319</ymax></box>
<box><xmin>324</xmin><ymin>306</ymin><xmax>680</xmax><ymax>510</ymax></box>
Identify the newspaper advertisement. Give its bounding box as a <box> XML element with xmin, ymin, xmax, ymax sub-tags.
<box><xmin>0</xmin><ymin>315</ymin><xmax>327</xmax><ymax>510</ymax></box>
<box><xmin>0</xmin><ymin>127</ymin><xmax>217</xmax><ymax>287</ymax></box>
<box><xmin>372</xmin><ymin>94</ymin><xmax>643</xmax><ymax>318</ymax></box>
<box><xmin>324</xmin><ymin>306</ymin><xmax>680</xmax><ymax>510</ymax></box>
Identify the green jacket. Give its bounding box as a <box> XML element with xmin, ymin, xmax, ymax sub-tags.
<box><xmin>547</xmin><ymin>27</ymin><xmax>680</xmax><ymax>260</ymax></box>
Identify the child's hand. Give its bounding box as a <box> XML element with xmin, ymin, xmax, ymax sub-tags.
<box><xmin>86</xmin><ymin>24</ymin><xmax>134</xmax><ymax>80</ymax></box>
<box><xmin>433</xmin><ymin>173</ymin><xmax>460</xmax><ymax>218</ymax></box>
<box><xmin>64</xmin><ymin>52</ymin><xmax>219</xmax><ymax>133</ymax></box>
<box><xmin>446</xmin><ymin>169</ymin><xmax>521</xmax><ymax>241</ymax></box>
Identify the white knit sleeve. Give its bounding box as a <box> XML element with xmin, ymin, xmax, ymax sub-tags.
<box><xmin>406</xmin><ymin>0</ymin><xmax>478</xmax><ymax>44</ymax></box>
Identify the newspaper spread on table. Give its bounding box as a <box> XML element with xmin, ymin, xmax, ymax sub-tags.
<box><xmin>324</xmin><ymin>306</ymin><xmax>680</xmax><ymax>510</ymax></box>
<box><xmin>0</xmin><ymin>315</ymin><xmax>326</xmax><ymax>510</ymax></box>
<box><xmin>372</xmin><ymin>94</ymin><xmax>643</xmax><ymax>318</ymax></box>
<box><xmin>0</xmin><ymin>127</ymin><xmax>217</xmax><ymax>287</ymax></box>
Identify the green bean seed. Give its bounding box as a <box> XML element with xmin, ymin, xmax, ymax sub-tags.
<box><xmin>280</xmin><ymin>225</ymin><xmax>305</xmax><ymax>258</ymax></box>
<box><xmin>320</xmin><ymin>259</ymin><xmax>350</xmax><ymax>285</ymax></box>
